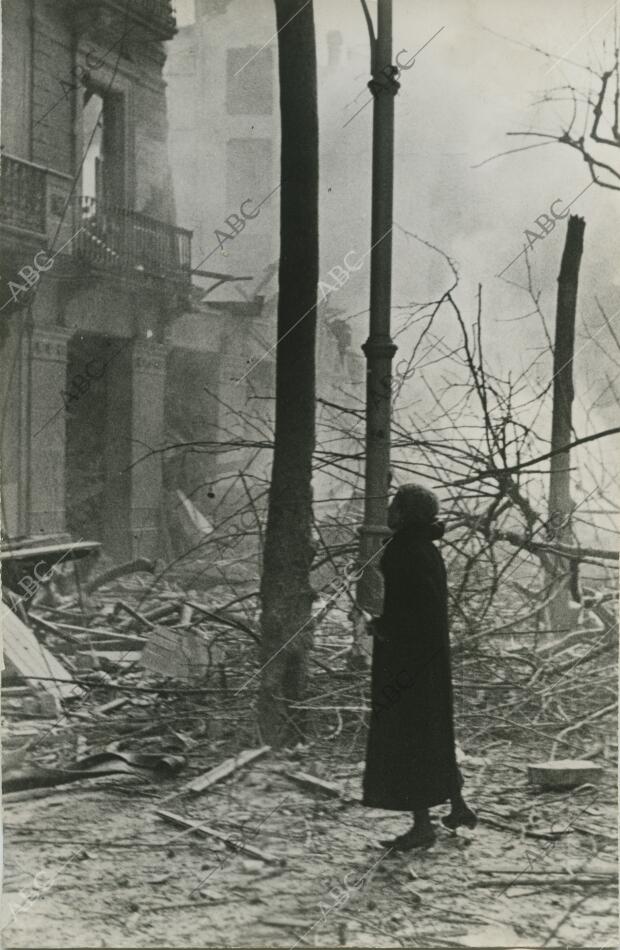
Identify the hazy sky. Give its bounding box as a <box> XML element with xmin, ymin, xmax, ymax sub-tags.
<box><xmin>168</xmin><ymin>0</ymin><xmax>619</xmax><ymax>448</ymax></box>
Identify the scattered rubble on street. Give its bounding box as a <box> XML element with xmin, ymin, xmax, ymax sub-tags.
<box><xmin>2</xmin><ymin>563</ymin><xmax>617</xmax><ymax>948</ymax></box>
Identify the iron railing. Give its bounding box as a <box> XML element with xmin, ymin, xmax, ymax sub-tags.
<box><xmin>132</xmin><ymin>0</ymin><xmax>176</xmax><ymax>22</ymax></box>
<box><xmin>74</xmin><ymin>196</ymin><xmax>192</xmax><ymax>283</ymax></box>
<box><xmin>70</xmin><ymin>1</ymin><xmax>177</xmax><ymax>39</ymax></box>
<box><xmin>0</xmin><ymin>154</ymin><xmax>47</xmax><ymax>235</ymax></box>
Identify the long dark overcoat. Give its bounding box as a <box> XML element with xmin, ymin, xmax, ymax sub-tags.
<box><xmin>362</xmin><ymin>523</ymin><xmax>459</xmax><ymax>811</ymax></box>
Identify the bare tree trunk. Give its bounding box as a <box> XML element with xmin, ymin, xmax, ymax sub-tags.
<box><xmin>258</xmin><ymin>0</ymin><xmax>318</xmax><ymax>746</ymax></box>
<box><xmin>547</xmin><ymin>215</ymin><xmax>586</xmax><ymax>633</ymax></box>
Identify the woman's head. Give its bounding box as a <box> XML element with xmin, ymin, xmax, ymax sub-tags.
<box><xmin>387</xmin><ymin>483</ymin><xmax>440</xmax><ymax>531</ymax></box>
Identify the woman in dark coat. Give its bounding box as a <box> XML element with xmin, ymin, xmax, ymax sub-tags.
<box><xmin>362</xmin><ymin>484</ymin><xmax>476</xmax><ymax>850</ymax></box>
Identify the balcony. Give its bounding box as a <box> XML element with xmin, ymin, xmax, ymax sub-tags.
<box><xmin>73</xmin><ymin>197</ymin><xmax>192</xmax><ymax>285</ymax></box>
<box><xmin>0</xmin><ymin>154</ymin><xmax>47</xmax><ymax>237</ymax></box>
<box><xmin>68</xmin><ymin>0</ymin><xmax>177</xmax><ymax>41</ymax></box>
<box><xmin>131</xmin><ymin>0</ymin><xmax>176</xmax><ymax>28</ymax></box>
<box><xmin>0</xmin><ymin>157</ymin><xmax>192</xmax><ymax>286</ymax></box>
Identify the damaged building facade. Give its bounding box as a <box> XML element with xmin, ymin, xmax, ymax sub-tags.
<box><xmin>164</xmin><ymin>0</ymin><xmax>365</xmax><ymax>538</ymax></box>
<box><xmin>1</xmin><ymin>0</ymin><xmax>190</xmax><ymax>561</ymax></box>
<box><xmin>0</xmin><ymin>0</ymin><xmax>364</xmax><ymax>569</ymax></box>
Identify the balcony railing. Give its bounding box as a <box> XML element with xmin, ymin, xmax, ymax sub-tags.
<box><xmin>132</xmin><ymin>0</ymin><xmax>176</xmax><ymax>23</ymax></box>
<box><xmin>0</xmin><ymin>154</ymin><xmax>47</xmax><ymax>236</ymax></box>
<box><xmin>74</xmin><ymin>197</ymin><xmax>192</xmax><ymax>284</ymax></box>
<box><xmin>69</xmin><ymin>0</ymin><xmax>177</xmax><ymax>40</ymax></box>
<box><xmin>0</xmin><ymin>159</ymin><xmax>192</xmax><ymax>284</ymax></box>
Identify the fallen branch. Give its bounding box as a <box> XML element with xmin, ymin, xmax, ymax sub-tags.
<box><xmin>187</xmin><ymin>601</ymin><xmax>260</xmax><ymax>643</ymax></box>
<box><xmin>114</xmin><ymin>601</ymin><xmax>155</xmax><ymax>630</ymax></box>
<box><xmin>478</xmin><ymin>812</ymin><xmax>566</xmax><ymax>840</ymax></box>
<box><xmin>155</xmin><ymin>809</ymin><xmax>281</xmax><ymax>863</ymax></box>
<box><xmin>550</xmin><ymin>701</ymin><xmax>618</xmax><ymax>757</ymax></box>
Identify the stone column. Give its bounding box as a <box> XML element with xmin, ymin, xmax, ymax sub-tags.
<box><xmin>28</xmin><ymin>325</ymin><xmax>72</xmax><ymax>538</ymax></box>
<box><xmin>0</xmin><ymin>316</ymin><xmax>28</xmax><ymax>538</ymax></box>
<box><xmin>103</xmin><ymin>338</ymin><xmax>167</xmax><ymax>560</ymax></box>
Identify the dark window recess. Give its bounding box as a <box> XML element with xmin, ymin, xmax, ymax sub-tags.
<box><xmin>226</xmin><ymin>47</ymin><xmax>273</xmax><ymax>115</ymax></box>
<box><xmin>82</xmin><ymin>88</ymin><xmax>125</xmax><ymax>203</ymax></box>
<box><xmin>226</xmin><ymin>138</ymin><xmax>272</xmax><ymax>213</ymax></box>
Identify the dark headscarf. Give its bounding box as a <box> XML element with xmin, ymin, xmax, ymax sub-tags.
<box><xmin>394</xmin><ymin>483</ymin><xmax>445</xmax><ymax>539</ymax></box>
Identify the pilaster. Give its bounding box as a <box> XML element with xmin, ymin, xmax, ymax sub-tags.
<box><xmin>28</xmin><ymin>325</ymin><xmax>72</xmax><ymax>537</ymax></box>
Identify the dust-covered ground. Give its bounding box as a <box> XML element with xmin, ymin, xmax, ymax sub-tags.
<box><xmin>3</xmin><ymin>575</ymin><xmax>618</xmax><ymax>949</ymax></box>
<box><xmin>2</xmin><ymin>736</ymin><xmax>617</xmax><ymax>949</ymax></box>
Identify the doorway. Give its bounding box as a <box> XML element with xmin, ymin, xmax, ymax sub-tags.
<box><xmin>64</xmin><ymin>332</ymin><xmax>112</xmax><ymax>541</ymax></box>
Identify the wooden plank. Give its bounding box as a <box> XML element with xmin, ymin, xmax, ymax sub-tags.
<box><xmin>76</xmin><ymin>650</ymin><xmax>142</xmax><ymax>663</ymax></box>
<box><xmin>474</xmin><ymin>875</ymin><xmax>616</xmax><ymax>888</ymax></box>
<box><xmin>480</xmin><ymin>867</ymin><xmax>617</xmax><ymax>878</ymax></box>
<box><xmin>573</xmin><ymin>822</ymin><xmax>617</xmax><ymax>842</ymax></box>
<box><xmin>2</xmin><ymin>606</ymin><xmax>82</xmax><ymax>701</ymax></box>
<box><xmin>155</xmin><ymin>809</ymin><xmax>280</xmax><ymax>864</ymax></box>
<box><xmin>159</xmin><ymin>746</ymin><xmax>270</xmax><ymax>802</ymax></box>
<box><xmin>93</xmin><ymin>696</ymin><xmax>129</xmax><ymax>715</ymax></box>
<box><xmin>143</xmin><ymin>602</ymin><xmax>180</xmax><ymax>622</ymax></box>
<box><xmin>186</xmin><ymin>746</ymin><xmax>271</xmax><ymax>794</ymax></box>
<box><xmin>0</xmin><ymin>540</ymin><xmax>100</xmax><ymax>562</ymax></box>
<box><xmin>282</xmin><ymin>769</ymin><xmax>348</xmax><ymax>799</ymax></box>
<box><xmin>75</xmin><ymin>650</ymin><xmax>141</xmax><ymax>671</ymax></box>
<box><xmin>478</xmin><ymin>814</ymin><xmax>565</xmax><ymax>840</ymax></box>
<box><xmin>29</xmin><ymin>616</ymin><xmax>81</xmax><ymax>644</ymax></box>
<box><xmin>31</xmin><ymin>616</ymin><xmax>146</xmax><ymax>645</ymax></box>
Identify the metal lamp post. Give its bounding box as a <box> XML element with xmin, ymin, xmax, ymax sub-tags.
<box><xmin>356</xmin><ymin>0</ymin><xmax>398</xmax><ymax>614</ymax></box>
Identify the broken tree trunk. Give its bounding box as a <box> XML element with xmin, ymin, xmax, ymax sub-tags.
<box><xmin>547</xmin><ymin>215</ymin><xmax>586</xmax><ymax>634</ymax></box>
<box><xmin>258</xmin><ymin>0</ymin><xmax>319</xmax><ymax>746</ymax></box>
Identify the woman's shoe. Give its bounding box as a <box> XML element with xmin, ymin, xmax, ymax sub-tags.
<box><xmin>441</xmin><ymin>804</ymin><xmax>477</xmax><ymax>831</ymax></box>
<box><xmin>379</xmin><ymin>825</ymin><xmax>436</xmax><ymax>851</ymax></box>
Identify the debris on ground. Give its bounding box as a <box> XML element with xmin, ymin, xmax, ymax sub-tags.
<box><xmin>1</xmin><ymin>567</ymin><xmax>617</xmax><ymax>947</ymax></box>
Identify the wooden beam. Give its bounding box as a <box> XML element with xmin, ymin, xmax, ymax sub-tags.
<box><xmin>282</xmin><ymin>769</ymin><xmax>349</xmax><ymax>799</ymax></box>
<box><xmin>155</xmin><ymin>809</ymin><xmax>280</xmax><ymax>864</ymax></box>
<box><xmin>2</xmin><ymin>606</ymin><xmax>83</xmax><ymax>705</ymax></box>
<box><xmin>158</xmin><ymin>746</ymin><xmax>270</xmax><ymax>802</ymax></box>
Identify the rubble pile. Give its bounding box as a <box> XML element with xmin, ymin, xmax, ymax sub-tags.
<box><xmin>1</xmin><ymin>558</ymin><xmax>617</xmax><ymax>948</ymax></box>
